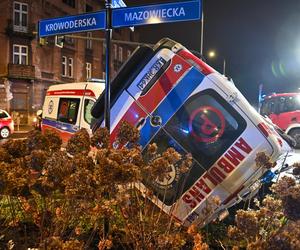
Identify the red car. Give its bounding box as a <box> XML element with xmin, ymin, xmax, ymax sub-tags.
<box><xmin>0</xmin><ymin>109</ymin><xmax>14</xmax><ymax>139</ymax></box>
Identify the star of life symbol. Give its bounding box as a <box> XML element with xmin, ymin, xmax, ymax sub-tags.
<box><xmin>155</xmin><ymin>164</ymin><xmax>176</xmax><ymax>187</ymax></box>
<box><xmin>174</xmin><ymin>64</ymin><xmax>183</xmax><ymax>73</ymax></box>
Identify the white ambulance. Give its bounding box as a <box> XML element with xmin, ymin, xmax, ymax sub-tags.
<box><xmin>91</xmin><ymin>38</ymin><xmax>291</xmax><ymax>227</ymax></box>
<box><xmin>41</xmin><ymin>38</ymin><xmax>291</xmax><ymax>228</ymax></box>
<box><xmin>41</xmin><ymin>81</ymin><xmax>104</xmax><ymax>142</ymax></box>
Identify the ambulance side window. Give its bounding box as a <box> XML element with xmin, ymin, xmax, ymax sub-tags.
<box><xmin>57</xmin><ymin>98</ymin><xmax>80</xmax><ymax>124</ymax></box>
<box><xmin>84</xmin><ymin>99</ymin><xmax>95</xmax><ymax>124</ymax></box>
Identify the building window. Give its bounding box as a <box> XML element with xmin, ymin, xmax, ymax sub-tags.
<box><xmin>118</xmin><ymin>47</ymin><xmax>123</xmax><ymax>62</ymax></box>
<box><xmin>113</xmin><ymin>44</ymin><xmax>118</xmax><ymax>60</ymax></box>
<box><xmin>127</xmin><ymin>50</ymin><xmax>131</xmax><ymax>58</ymax></box>
<box><xmin>65</xmin><ymin>36</ymin><xmax>74</xmax><ymax>45</ymax></box>
<box><xmin>13</xmin><ymin>44</ymin><xmax>28</xmax><ymax>65</ymax></box>
<box><xmin>13</xmin><ymin>1</ymin><xmax>28</xmax><ymax>32</ymax></box>
<box><xmin>86</xmin><ymin>62</ymin><xmax>92</xmax><ymax>79</ymax></box>
<box><xmin>62</xmin><ymin>0</ymin><xmax>75</xmax><ymax>8</ymax></box>
<box><xmin>86</xmin><ymin>4</ymin><xmax>93</xmax><ymax>12</ymax></box>
<box><xmin>86</xmin><ymin>32</ymin><xmax>92</xmax><ymax>49</ymax></box>
<box><xmin>62</xmin><ymin>56</ymin><xmax>67</xmax><ymax>76</ymax></box>
<box><xmin>68</xmin><ymin>58</ymin><xmax>73</xmax><ymax>78</ymax></box>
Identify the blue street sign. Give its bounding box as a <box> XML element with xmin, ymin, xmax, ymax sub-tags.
<box><xmin>112</xmin><ymin>0</ymin><xmax>134</xmax><ymax>31</ymax></box>
<box><xmin>112</xmin><ymin>0</ymin><xmax>127</xmax><ymax>8</ymax></box>
<box><xmin>112</xmin><ymin>0</ymin><xmax>201</xmax><ymax>28</ymax></box>
<box><xmin>39</xmin><ymin>11</ymin><xmax>106</xmax><ymax>37</ymax></box>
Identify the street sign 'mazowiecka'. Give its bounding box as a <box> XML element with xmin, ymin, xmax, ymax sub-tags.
<box><xmin>112</xmin><ymin>0</ymin><xmax>201</xmax><ymax>28</ymax></box>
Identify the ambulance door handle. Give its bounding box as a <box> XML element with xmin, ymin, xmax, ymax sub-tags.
<box><xmin>136</xmin><ymin>117</ymin><xmax>146</xmax><ymax>130</ymax></box>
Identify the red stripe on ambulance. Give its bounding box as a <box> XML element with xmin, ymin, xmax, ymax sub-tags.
<box><xmin>47</xmin><ymin>89</ymin><xmax>96</xmax><ymax>97</ymax></box>
<box><xmin>182</xmin><ymin>137</ymin><xmax>253</xmax><ymax>209</ymax></box>
<box><xmin>136</xmin><ymin>55</ymin><xmax>191</xmax><ymax>113</ymax></box>
<box><xmin>110</xmin><ymin>102</ymin><xmax>148</xmax><ymax>145</ymax></box>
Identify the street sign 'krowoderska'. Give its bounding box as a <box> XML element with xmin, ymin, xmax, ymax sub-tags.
<box><xmin>39</xmin><ymin>11</ymin><xmax>106</xmax><ymax>37</ymax></box>
<box><xmin>112</xmin><ymin>0</ymin><xmax>201</xmax><ymax>28</ymax></box>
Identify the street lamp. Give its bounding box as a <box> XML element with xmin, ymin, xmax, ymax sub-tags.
<box><xmin>207</xmin><ymin>50</ymin><xmax>226</xmax><ymax>76</ymax></box>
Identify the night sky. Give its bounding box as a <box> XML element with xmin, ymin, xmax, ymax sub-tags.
<box><xmin>125</xmin><ymin>0</ymin><xmax>300</xmax><ymax>105</ymax></box>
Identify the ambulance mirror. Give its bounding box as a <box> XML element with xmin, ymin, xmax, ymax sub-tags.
<box><xmin>36</xmin><ymin>110</ymin><xmax>43</xmax><ymax>117</ymax></box>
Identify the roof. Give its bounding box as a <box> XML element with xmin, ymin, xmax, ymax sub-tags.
<box><xmin>47</xmin><ymin>82</ymin><xmax>105</xmax><ymax>98</ymax></box>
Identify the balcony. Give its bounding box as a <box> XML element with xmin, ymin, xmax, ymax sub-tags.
<box><xmin>8</xmin><ymin>64</ymin><xmax>35</xmax><ymax>80</ymax></box>
<box><xmin>113</xmin><ymin>60</ymin><xmax>123</xmax><ymax>70</ymax></box>
<box><xmin>6</xmin><ymin>19</ymin><xmax>36</xmax><ymax>39</ymax></box>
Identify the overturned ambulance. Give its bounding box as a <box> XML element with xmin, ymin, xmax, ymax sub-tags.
<box><xmin>90</xmin><ymin>38</ymin><xmax>291</xmax><ymax>226</ymax></box>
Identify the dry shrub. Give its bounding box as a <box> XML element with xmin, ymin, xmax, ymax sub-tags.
<box><xmin>3</xmin><ymin>122</ymin><xmax>300</xmax><ymax>249</ymax></box>
<box><xmin>228</xmin><ymin>156</ymin><xmax>300</xmax><ymax>250</ymax></box>
<box><xmin>187</xmin><ymin>225</ymin><xmax>209</xmax><ymax>250</ymax></box>
<box><xmin>44</xmin><ymin>129</ymin><xmax>63</xmax><ymax>152</ymax></box>
<box><xmin>271</xmin><ymin>176</ymin><xmax>300</xmax><ymax>221</ymax></box>
<box><xmin>2</xmin><ymin>138</ymin><xmax>28</xmax><ymax>158</ymax></box>
<box><xmin>0</xmin><ymin>124</ymin><xmax>207</xmax><ymax>249</ymax></box>
<box><xmin>27</xmin><ymin>129</ymin><xmax>49</xmax><ymax>151</ymax></box>
<box><xmin>117</xmin><ymin>121</ymin><xmax>140</xmax><ymax>146</ymax></box>
<box><xmin>66</xmin><ymin>128</ymin><xmax>91</xmax><ymax>155</ymax></box>
<box><xmin>91</xmin><ymin>127</ymin><xmax>110</xmax><ymax>149</ymax></box>
<box><xmin>255</xmin><ymin>152</ymin><xmax>276</xmax><ymax>169</ymax></box>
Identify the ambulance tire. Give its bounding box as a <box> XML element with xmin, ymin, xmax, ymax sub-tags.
<box><xmin>288</xmin><ymin>129</ymin><xmax>300</xmax><ymax>149</ymax></box>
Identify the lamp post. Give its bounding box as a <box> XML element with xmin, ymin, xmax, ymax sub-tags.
<box><xmin>207</xmin><ymin>50</ymin><xmax>226</xmax><ymax>76</ymax></box>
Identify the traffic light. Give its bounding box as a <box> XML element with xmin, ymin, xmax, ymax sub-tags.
<box><xmin>55</xmin><ymin>35</ymin><xmax>65</xmax><ymax>48</ymax></box>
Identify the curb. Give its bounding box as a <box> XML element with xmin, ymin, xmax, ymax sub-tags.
<box><xmin>14</xmin><ymin>131</ymin><xmax>30</xmax><ymax>134</ymax></box>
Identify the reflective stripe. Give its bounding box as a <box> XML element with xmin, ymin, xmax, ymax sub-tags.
<box><xmin>140</xmin><ymin>67</ymin><xmax>205</xmax><ymax>147</ymax></box>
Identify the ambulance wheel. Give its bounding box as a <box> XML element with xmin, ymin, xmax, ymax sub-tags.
<box><xmin>0</xmin><ymin>127</ymin><xmax>10</xmax><ymax>139</ymax></box>
<box><xmin>288</xmin><ymin>129</ymin><xmax>300</xmax><ymax>149</ymax></box>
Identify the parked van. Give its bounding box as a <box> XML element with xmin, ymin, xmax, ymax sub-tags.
<box><xmin>41</xmin><ymin>81</ymin><xmax>104</xmax><ymax>142</ymax></box>
<box><xmin>91</xmin><ymin>38</ymin><xmax>291</xmax><ymax>227</ymax></box>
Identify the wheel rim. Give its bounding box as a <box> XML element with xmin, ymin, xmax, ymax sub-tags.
<box><xmin>1</xmin><ymin>128</ymin><xmax>9</xmax><ymax>138</ymax></box>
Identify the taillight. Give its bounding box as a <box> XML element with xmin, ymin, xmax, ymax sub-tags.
<box><xmin>178</xmin><ymin>49</ymin><xmax>215</xmax><ymax>76</ymax></box>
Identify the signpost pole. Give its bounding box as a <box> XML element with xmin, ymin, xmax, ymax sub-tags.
<box><xmin>200</xmin><ymin>10</ymin><xmax>204</xmax><ymax>56</ymax></box>
<box><xmin>103</xmin><ymin>0</ymin><xmax>112</xmax><ymax>238</ymax></box>
<box><xmin>105</xmin><ymin>0</ymin><xmax>112</xmax><ymax>132</ymax></box>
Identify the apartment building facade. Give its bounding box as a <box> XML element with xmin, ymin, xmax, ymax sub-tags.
<box><xmin>0</xmin><ymin>0</ymin><xmax>138</xmax><ymax>124</ymax></box>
